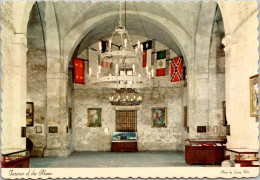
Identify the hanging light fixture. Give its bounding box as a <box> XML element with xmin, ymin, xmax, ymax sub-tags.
<box><xmin>109</xmin><ymin>88</ymin><xmax>142</xmax><ymax>106</ymax></box>
<box><xmin>87</xmin><ymin>1</ymin><xmax>154</xmax><ymax>89</ymax></box>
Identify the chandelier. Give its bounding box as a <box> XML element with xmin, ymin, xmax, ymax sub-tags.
<box><xmin>109</xmin><ymin>89</ymin><xmax>142</xmax><ymax>106</ymax></box>
<box><xmin>87</xmin><ymin>1</ymin><xmax>154</xmax><ymax>89</ymax></box>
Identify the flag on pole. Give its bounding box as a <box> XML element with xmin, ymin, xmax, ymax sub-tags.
<box><xmin>73</xmin><ymin>58</ymin><xmax>84</xmax><ymax>84</ymax></box>
<box><xmin>156</xmin><ymin>50</ymin><xmax>166</xmax><ymax>76</ymax></box>
<box><xmin>142</xmin><ymin>40</ymin><xmax>152</xmax><ymax>67</ymax></box>
<box><xmin>171</xmin><ymin>57</ymin><xmax>183</xmax><ymax>82</ymax></box>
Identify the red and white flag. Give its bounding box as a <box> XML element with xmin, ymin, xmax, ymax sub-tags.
<box><xmin>171</xmin><ymin>57</ymin><xmax>183</xmax><ymax>82</ymax></box>
<box><xmin>73</xmin><ymin>58</ymin><xmax>84</xmax><ymax>84</ymax></box>
<box><xmin>142</xmin><ymin>40</ymin><xmax>153</xmax><ymax>67</ymax></box>
<box><xmin>156</xmin><ymin>50</ymin><xmax>166</xmax><ymax>76</ymax></box>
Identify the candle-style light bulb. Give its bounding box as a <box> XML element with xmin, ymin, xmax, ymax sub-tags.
<box><xmin>109</xmin><ymin>39</ymin><xmax>112</xmax><ymax>50</ymax></box>
<box><xmin>98</xmin><ymin>65</ymin><xmax>101</xmax><ymax>74</ymax></box>
<box><xmin>132</xmin><ymin>64</ymin><xmax>135</xmax><ymax>74</ymax></box>
<box><xmin>134</xmin><ymin>95</ymin><xmax>136</xmax><ymax>100</ymax></box>
<box><xmin>89</xmin><ymin>67</ymin><xmax>92</xmax><ymax>76</ymax></box>
<box><xmin>137</xmin><ymin>40</ymin><xmax>140</xmax><ymax>49</ymax></box>
<box><xmin>141</xmin><ymin>44</ymin><xmax>143</xmax><ymax>52</ymax></box>
<box><xmin>99</xmin><ymin>41</ymin><xmax>102</xmax><ymax>51</ymax></box>
<box><xmin>115</xmin><ymin>64</ymin><xmax>118</xmax><ymax>75</ymax></box>
<box><xmin>124</xmin><ymin>39</ymin><xmax>127</xmax><ymax>49</ymax></box>
<box><xmin>151</xmin><ymin>69</ymin><xmax>154</xmax><ymax>77</ymax></box>
<box><xmin>146</xmin><ymin>66</ymin><xmax>149</xmax><ymax>74</ymax></box>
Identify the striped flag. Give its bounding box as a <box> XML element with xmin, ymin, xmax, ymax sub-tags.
<box><xmin>171</xmin><ymin>57</ymin><xmax>183</xmax><ymax>82</ymax></box>
<box><xmin>156</xmin><ymin>50</ymin><xmax>166</xmax><ymax>76</ymax></box>
<box><xmin>142</xmin><ymin>40</ymin><xmax>152</xmax><ymax>67</ymax></box>
<box><xmin>73</xmin><ymin>58</ymin><xmax>84</xmax><ymax>84</ymax></box>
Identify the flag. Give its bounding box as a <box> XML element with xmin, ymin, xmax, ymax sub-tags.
<box><xmin>101</xmin><ymin>60</ymin><xmax>112</xmax><ymax>68</ymax></box>
<box><xmin>156</xmin><ymin>50</ymin><xmax>166</xmax><ymax>76</ymax></box>
<box><xmin>142</xmin><ymin>40</ymin><xmax>152</xmax><ymax>67</ymax></box>
<box><xmin>73</xmin><ymin>58</ymin><xmax>84</xmax><ymax>84</ymax></box>
<box><xmin>171</xmin><ymin>57</ymin><xmax>183</xmax><ymax>82</ymax></box>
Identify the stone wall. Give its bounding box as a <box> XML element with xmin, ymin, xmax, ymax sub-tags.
<box><xmin>73</xmin><ymin>86</ymin><xmax>185</xmax><ymax>151</ymax></box>
<box><xmin>26</xmin><ymin>48</ymin><xmax>47</xmax><ymax>156</ymax></box>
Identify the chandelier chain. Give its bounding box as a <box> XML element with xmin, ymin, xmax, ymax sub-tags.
<box><xmin>119</xmin><ymin>1</ymin><xmax>123</xmax><ymax>26</ymax></box>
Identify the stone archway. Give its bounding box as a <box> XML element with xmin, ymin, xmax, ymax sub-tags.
<box><xmin>62</xmin><ymin>10</ymin><xmax>192</xmax><ymax>74</ymax></box>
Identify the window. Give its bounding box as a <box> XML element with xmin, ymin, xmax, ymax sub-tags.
<box><xmin>116</xmin><ymin>110</ymin><xmax>137</xmax><ymax>132</ymax></box>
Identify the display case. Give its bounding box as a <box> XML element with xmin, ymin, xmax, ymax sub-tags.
<box><xmin>185</xmin><ymin>139</ymin><xmax>226</xmax><ymax>165</ymax></box>
<box><xmin>111</xmin><ymin>132</ymin><xmax>137</xmax><ymax>141</ymax></box>
<box><xmin>226</xmin><ymin>148</ymin><xmax>259</xmax><ymax>167</ymax></box>
<box><xmin>1</xmin><ymin>149</ymin><xmax>30</xmax><ymax>168</ymax></box>
<box><xmin>111</xmin><ymin>132</ymin><xmax>137</xmax><ymax>152</ymax></box>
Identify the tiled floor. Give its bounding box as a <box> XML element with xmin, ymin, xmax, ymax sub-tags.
<box><xmin>31</xmin><ymin>151</ymin><xmax>199</xmax><ymax>167</ymax></box>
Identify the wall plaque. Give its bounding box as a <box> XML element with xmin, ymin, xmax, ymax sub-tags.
<box><xmin>197</xmin><ymin>126</ymin><xmax>206</xmax><ymax>133</ymax></box>
<box><xmin>49</xmin><ymin>126</ymin><xmax>58</xmax><ymax>133</ymax></box>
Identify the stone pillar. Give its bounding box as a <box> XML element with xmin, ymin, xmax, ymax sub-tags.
<box><xmin>187</xmin><ymin>1</ymin><xmax>217</xmax><ymax>139</ymax></box>
<box><xmin>1</xmin><ymin>33</ymin><xmax>28</xmax><ymax>152</ymax></box>
<box><xmin>43</xmin><ymin>2</ymin><xmax>70</xmax><ymax>156</ymax></box>
<box><xmin>1</xmin><ymin>1</ymin><xmax>34</xmax><ymax>153</ymax></box>
<box><xmin>44</xmin><ymin>72</ymin><xmax>70</xmax><ymax>156</ymax></box>
<box><xmin>219</xmin><ymin>1</ymin><xmax>259</xmax><ymax>150</ymax></box>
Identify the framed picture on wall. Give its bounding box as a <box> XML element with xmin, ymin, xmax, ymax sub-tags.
<box><xmin>36</xmin><ymin>126</ymin><xmax>42</xmax><ymax>133</ymax></box>
<box><xmin>152</xmin><ymin>107</ymin><xmax>167</xmax><ymax>127</ymax></box>
<box><xmin>26</xmin><ymin>102</ymin><xmax>34</xmax><ymax>126</ymax></box>
<box><xmin>87</xmin><ymin>108</ymin><xmax>102</xmax><ymax>127</ymax></box>
<box><xmin>250</xmin><ymin>74</ymin><xmax>259</xmax><ymax>117</ymax></box>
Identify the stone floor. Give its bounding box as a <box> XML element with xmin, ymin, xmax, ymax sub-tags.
<box><xmin>31</xmin><ymin>151</ymin><xmax>200</xmax><ymax>168</ymax></box>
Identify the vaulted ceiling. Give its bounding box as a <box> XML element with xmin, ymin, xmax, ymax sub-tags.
<box><xmin>27</xmin><ymin>1</ymin><xmax>223</xmax><ymax>60</ymax></box>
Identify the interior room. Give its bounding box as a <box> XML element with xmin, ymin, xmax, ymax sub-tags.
<box><xmin>1</xmin><ymin>1</ymin><xmax>259</xmax><ymax>168</ymax></box>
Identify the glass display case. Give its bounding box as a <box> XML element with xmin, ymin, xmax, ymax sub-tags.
<box><xmin>185</xmin><ymin>139</ymin><xmax>227</xmax><ymax>165</ymax></box>
<box><xmin>111</xmin><ymin>132</ymin><xmax>137</xmax><ymax>141</ymax></box>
